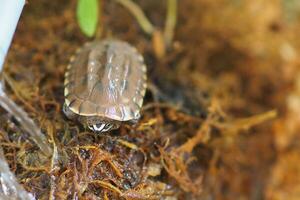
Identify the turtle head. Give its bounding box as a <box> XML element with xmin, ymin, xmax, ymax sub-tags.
<box><xmin>84</xmin><ymin>117</ymin><xmax>121</xmax><ymax>133</ymax></box>
<box><xmin>88</xmin><ymin>122</ymin><xmax>118</xmax><ymax>132</ymax></box>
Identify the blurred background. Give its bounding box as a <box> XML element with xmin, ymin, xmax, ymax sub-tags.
<box><xmin>2</xmin><ymin>0</ymin><xmax>300</xmax><ymax>199</ymax></box>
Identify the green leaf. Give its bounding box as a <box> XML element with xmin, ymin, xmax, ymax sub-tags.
<box><xmin>77</xmin><ymin>0</ymin><xmax>99</xmax><ymax>37</ymax></box>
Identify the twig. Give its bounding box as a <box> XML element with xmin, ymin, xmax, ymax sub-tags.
<box><xmin>215</xmin><ymin>110</ymin><xmax>278</xmax><ymax>134</ymax></box>
<box><xmin>89</xmin><ymin>180</ymin><xmax>122</xmax><ymax>195</ymax></box>
<box><xmin>115</xmin><ymin>0</ymin><xmax>155</xmax><ymax>35</ymax></box>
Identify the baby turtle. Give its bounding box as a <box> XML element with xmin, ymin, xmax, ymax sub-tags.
<box><xmin>63</xmin><ymin>40</ymin><xmax>147</xmax><ymax>132</ymax></box>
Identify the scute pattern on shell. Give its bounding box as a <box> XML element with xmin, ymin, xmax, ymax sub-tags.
<box><xmin>64</xmin><ymin>40</ymin><xmax>147</xmax><ymax>121</ymax></box>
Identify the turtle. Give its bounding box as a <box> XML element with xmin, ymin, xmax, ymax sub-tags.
<box><xmin>63</xmin><ymin>40</ymin><xmax>147</xmax><ymax>132</ymax></box>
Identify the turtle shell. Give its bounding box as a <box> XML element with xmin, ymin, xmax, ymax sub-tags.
<box><xmin>64</xmin><ymin>40</ymin><xmax>147</xmax><ymax>122</ymax></box>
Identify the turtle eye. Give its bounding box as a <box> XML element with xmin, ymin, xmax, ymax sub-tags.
<box><xmin>102</xmin><ymin>123</ymin><xmax>113</xmax><ymax>132</ymax></box>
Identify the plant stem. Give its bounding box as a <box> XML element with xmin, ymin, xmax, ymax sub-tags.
<box><xmin>164</xmin><ymin>0</ymin><xmax>177</xmax><ymax>47</ymax></box>
<box><xmin>115</xmin><ymin>0</ymin><xmax>155</xmax><ymax>35</ymax></box>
